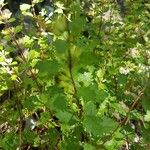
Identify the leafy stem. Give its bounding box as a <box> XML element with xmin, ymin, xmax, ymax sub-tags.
<box><xmin>9</xmin><ymin>29</ymin><xmax>42</xmax><ymax>91</ymax></box>
<box><xmin>64</xmin><ymin>0</ymin><xmax>83</xmax><ymax>118</ymax></box>
<box><xmin>68</xmin><ymin>46</ymin><xmax>83</xmax><ymax>117</ymax></box>
<box><xmin>13</xmin><ymin>81</ymin><xmax>23</xmax><ymax>150</ymax></box>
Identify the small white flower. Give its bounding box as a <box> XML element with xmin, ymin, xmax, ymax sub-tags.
<box><xmin>138</xmin><ymin>64</ymin><xmax>150</xmax><ymax>73</ymax></box>
<box><xmin>0</xmin><ymin>57</ymin><xmax>12</xmax><ymax>66</ymax></box>
<box><xmin>102</xmin><ymin>10</ymin><xmax>111</xmax><ymax>21</ymax></box>
<box><xmin>1</xmin><ymin>9</ymin><xmax>12</xmax><ymax>20</ymax></box>
<box><xmin>119</xmin><ymin>67</ymin><xmax>130</xmax><ymax>75</ymax></box>
<box><xmin>5</xmin><ymin>66</ymin><xmax>13</xmax><ymax>74</ymax></box>
<box><xmin>128</xmin><ymin>48</ymin><xmax>139</xmax><ymax>58</ymax></box>
<box><xmin>0</xmin><ymin>0</ymin><xmax>5</xmax><ymax>6</ymax></box>
<box><xmin>134</xmin><ymin>134</ymin><xmax>140</xmax><ymax>143</ymax></box>
<box><xmin>5</xmin><ymin>58</ymin><xmax>12</xmax><ymax>65</ymax></box>
<box><xmin>0</xmin><ymin>61</ymin><xmax>7</xmax><ymax>66</ymax></box>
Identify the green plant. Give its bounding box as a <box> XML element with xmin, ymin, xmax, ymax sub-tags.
<box><xmin>0</xmin><ymin>0</ymin><xmax>150</xmax><ymax>149</ymax></box>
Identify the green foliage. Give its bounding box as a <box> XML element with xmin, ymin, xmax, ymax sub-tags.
<box><xmin>54</xmin><ymin>39</ymin><xmax>68</xmax><ymax>54</ymax></box>
<box><xmin>83</xmin><ymin>116</ymin><xmax>117</xmax><ymax>137</ymax></box>
<box><xmin>0</xmin><ymin>0</ymin><xmax>150</xmax><ymax>149</ymax></box>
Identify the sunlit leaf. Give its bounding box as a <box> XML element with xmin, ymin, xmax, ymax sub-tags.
<box><xmin>20</xmin><ymin>4</ymin><xmax>31</xmax><ymax>11</ymax></box>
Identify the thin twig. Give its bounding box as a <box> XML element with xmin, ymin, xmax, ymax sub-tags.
<box><xmin>102</xmin><ymin>87</ymin><xmax>146</xmax><ymax>145</ymax></box>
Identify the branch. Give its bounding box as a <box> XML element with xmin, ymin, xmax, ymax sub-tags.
<box><xmin>68</xmin><ymin>47</ymin><xmax>83</xmax><ymax>117</ymax></box>
<box><xmin>122</xmin><ymin>87</ymin><xmax>146</xmax><ymax>125</ymax></box>
<box><xmin>13</xmin><ymin>81</ymin><xmax>24</xmax><ymax>150</ymax></box>
<box><xmin>64</xmin><ymin>0</ymin><xmax>83</xmax><ymax>118</ymax></box>
<box><xmin>102</xmin><ymin>86</ymin><xmax>146</xmax><ymax>145</ymax></box>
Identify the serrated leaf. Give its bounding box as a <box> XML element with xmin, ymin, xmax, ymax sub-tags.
<box><xmin>83</xmin><ymin>116</ymin><xmax>117</xmax><ymax>136</ymax></box>
<box><xmin>52</xmin><ymin>15</ymin><xmax>67</xmax><ymax>34</ymax></box>
<box><xmin>78</xmin><ymin>84</ymin><xmax>107</xmax><ymax>102</ymax></box>
<box><xmin>83</xmin><ymin>116</ymin><xmax>102</xmax><ymax>136</ymax></box>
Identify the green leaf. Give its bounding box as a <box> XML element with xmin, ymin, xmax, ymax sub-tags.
<box><xmin>117</xmin><ymin>74</ymin><xmax>128</xmax><ymax>85</ymax></box>
<box><xmin>0</xmin><ymin>132</ymin><xmax>18</xmax><ymax>150</ymax></box>
<box><xmin>23</xmin><ymin>129</ymin><xmax>37</xmax><ymax>143</ymax></box>
<box><xmin>142</xmin><ymin>88</ymin><xmax>150</xmax><ymax>111</ymax></box>
<box><xmin>8</xmin><ymin>17</ymin><xmax>16</xmax><ymax>23</ymax></box>
<box><xmin>78</xmin><ymin>85</ymin><xmax>108</xmax><ymax>102</ymax></box>
<box><xmin>53</xmin><ymin>94</ymin><xmax>67</xmax><ymax>111</ymax></box>
<box><xmin>142</xmin><ymin>128</ymin><xmax>150</xmax><ymax>144</ymax></box>
<box><xmin>84</xmin><ymin>143</ymin><xmax>96</xmax><ymax>150</ymax></box>
<box><xmin>78</xmin><ymin>86</ymin><xmax>96</xmax><ymax>102</ymax></box>
<box><xmin>47</xmin><ymin>128</ymin><xmax>61</xmax><ymax>149</ymax></box>
<box><xmin>56</xmin><ymin>111</ymin><xmax>73</xmax><ymax>124</ymax></box>
<box><xmin>77</xmin><ymin>52</ymin><xmax>99</xmax><ymax>67</ymax></box>
<box><xmin>36</xmin><ymin>60</ymin><xmax>60</xmax><ymax>77</ymax></box>
<box><xmin>69</xmin><ymin>17</ymin><xmax>85</xmax><ymax>36</ymax></box>
<box><xmin>144</xmin><ymin>110</ymin><xmax>150</xmax><ymax>122</ymax></box>
<box><xmin>40</xmin><ymin>112</ymin><xmax>50</xmax><ymax>124</ymax></box>
<box><xmin>24</xmin><ymin>96</ymin><xmax>41</xmax><ymax>111</ymax></box>
<box><xmin>54</xmin><ymin>39</ymin><xmax>68</xmax><ymax>53</ymax></box>
<box><xmin>83</xmin><ymin>116</ymin><xmax>117</xmax><ymax>136</ymax></box>
<box><xmin>14</xmin><ymin>25</ymin><xmax>23</xmax><ymax>33</ymax></box>
<box><xmin>83</xmin><ymin>116</ymin><xmax>102</xmax><ymax>136</ymax></box>
<box><xmin>84</xmin><ymin>101</ymin><xmax>97</xmax><ymax>116</ymax></box>
<box><xmin>100</xmin><ymin>117</ymin><xmax>117</xmax><ymax>133</ymax></box>
<box><xmin>28</xmin><ymin>50</ymin><xmax>39</xmax><ymax>60</ymax></box>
